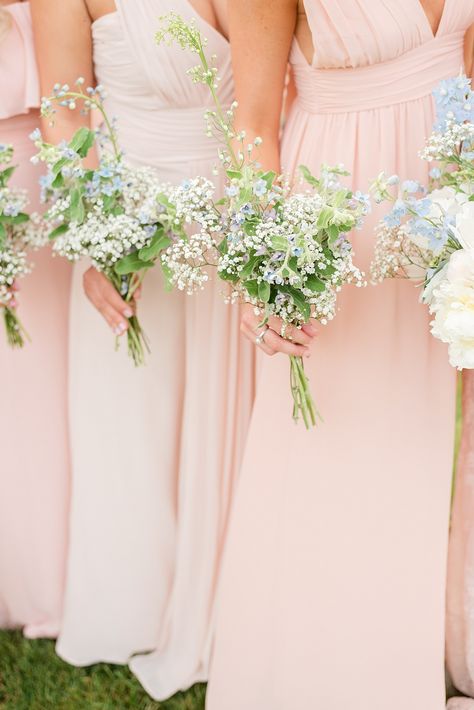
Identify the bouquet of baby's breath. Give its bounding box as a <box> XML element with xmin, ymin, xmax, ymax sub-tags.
<box><xmin>371</xmin><ymin>75</ymin><xmax>474</xmax><ymax>369</ymax></box>
<box><xmin>0</xmin><ymin>144</ymin><xmax>48</xmax><ymax>347</ymax></box>
<box><xmin>156</xmin><ymin>14</ymin><xmax>369</xmax><ymax>427</ymax></box>
<box><xmin>33</xmin><ymin>80</ymin><xmax>217</xmax><ymax>365</ymax></box>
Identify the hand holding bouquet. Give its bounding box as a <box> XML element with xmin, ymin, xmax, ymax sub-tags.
<box><xmin>371</xmin><ymin>75</ymin><xmax>474</xmax><ymax>369</ymax></box>
<box><xmin>157</xmin><ymin>14</ymin><xmax>369</xmax><ymax>427</ymax></box>
<box><xmin>33</xmin><ymin>80</ymin><xmax>214</xmax><ymax>365</ymax></box>
<box><xmin>0</xmin><ymin>144</ymin><xmax>48</xmax><ymax>347</ymax></box>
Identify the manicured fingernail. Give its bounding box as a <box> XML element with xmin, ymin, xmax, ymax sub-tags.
<box><xmin>114</xmin><ymin>322</ymin><xmax>127</xmax><ymax>335</ymax></box>
<box><xmin>305</xmin><ymin>325</ymin><xmax>317</xmax><ymax>336</ymax></box>
<box><xmin>123</xmin><ymin>308</ymin><xmax>133</xmax><ymax>318</ymax></box>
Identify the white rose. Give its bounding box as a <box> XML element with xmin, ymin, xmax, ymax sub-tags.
<box><xmin>430</xmin><ymin>275</ymin><xmax>474</xmax><ymax>370</ymax></box>
<box><xmin>429</xmin><ymin>187</ymin><xmax>467</xmax><ymax>219</ymax></box>
<box><xmin>448</xmin><ymin>340</ymin><xmax>474</xmax><ymax>369</ymax></box>
<box><xmin>454</xmin><ymin>202</ymin><xmax>474</xmax><ymax>249</ymax></box>
<box><xmin>447</xmin><ymin>248</ymin><xmax>474</xmax><ymax>283</ymax></box>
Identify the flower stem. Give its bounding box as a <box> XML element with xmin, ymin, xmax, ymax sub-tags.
<box><xmin>289</xmin><ymin>355</ymin><xmax>320</xmax><ymax>429</ymax></box>
<box><xmin>3</xmin><ymin>307</ymin><xmax>29</xmax><ymax>348</ymax></box>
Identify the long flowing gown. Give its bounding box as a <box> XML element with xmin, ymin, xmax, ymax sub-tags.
<box><xmin>56</xmin><ymin>0</ymin><xmax>254</xmax><ymax>699</ymax></box>
<box><xmin>0</xmin><ymin>2</ymin><xmax>70</xmax><ymax>638</ymax></box>
<box><xmin>447</xmin><ymin>370</ymin><xmax>474</xmax><ymax>699</ymax></box>
<box><xmin>206</xmin><ymin>2</ymin><xmax>474</xmax><ymax>709</ymax></box>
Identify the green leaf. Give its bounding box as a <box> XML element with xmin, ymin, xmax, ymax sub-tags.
<box><xmin>243</xmin><ymin>221</ymin><xmax>256</xmax><ymax>236</ymax></box>
<box><xmin>52</xmin><ymin>157</ymin><xmax>68</xmax><ymax>177</ymax></box>
<box><xmin>0</xmin><ymin>222</ymin><xmax>5</xmax><ymax>247</ymax></box>
<box><xmin>139</xmin><ymin>230</ymin><xmax>172</xmax><ymax>262</ymax></box>
<box><xmin>240</xmin><ymin>255</ymin><xmax>260</xmax><ymax>280</ymax></box>
<box><xmin>282</xmin><ymin>285</ymin><xmax>311</xmax><ymax>321</ymax></box>
<box><xmin>327</xmin><ymin>224</ymin><xmax>340</xmax><ymax>242</ymax></box>
<box><xmin>69</xmin><ymin>127</ymin><xmax>95</xmax><ymax>158</ymax></box>
<box><xmin>317</xmin><ymin>207</ymin><xmax>333</xmax><ymax>229</ymax></box>
<box><xmin>244</xmin><ymin>279</ymin><xmax>259</xmax><ymax>298</ymax></box>
<box><xmin>258</xmin><ymin>280</ymin><xmax>271</xmax><ymax>303</ymax></box>
<box><xmin>114</xmin><ymin>252</ymin><xmax>151</xmax><ymax>275</ymax></box>
<box><xmin>218</xmin><ymin>238</ymin><xmax>228</xmax><ymax>256</ymax></box>
<box><xmin>299</xmin><ymin>165</ymin><xmax>319</xmax><ymax>187</ymax></box>
<box><xmin>0</xmin><ymin>166</ymin><xmax>15</xmax><ymax>184</ymax></box>
<box><xmin>49</xmin><ymin>223</ymin><xmax>69</xmax><ymax>240</ymax></box>
<box><xmin>305</xmin><ymin>274</ymin><xmax>326</xmax><ymax>293</ymax></box>
<box><xmin>52</xmin><ymin>171</ymin><xmax>65</xmax><ymax>189</ymax></box>
<box><xmin>226</xmin><ymin>170</ymin><xmax>242</xmax><ymax>180</ymax></box>
<box><xmin>214</xmin><ymin>198</ymin><xmax>227</xmax><ymax>206</ymax></box>
<box><xmin>261</xmin><ymin>170</ymin><xmax>277</xmax><ymax>189</ymax></box>
<box><xmin>1</xmin><ymin>212</ymin><xmax>29</xmax><ymax>225</ymax></box>
<box><xmin>70</xmin><ymin>188</ymin><xmax>85</xmax><ymax>224</ymax></box>
<box><xmin>160</xmin><ymin>262</ymin><xmax>174</xmax><ymax>291</ymax></box>
<box><xmin>219</xmin><ymin>269</ymin><xmax>239</xmax><ymax>283</ymax></box>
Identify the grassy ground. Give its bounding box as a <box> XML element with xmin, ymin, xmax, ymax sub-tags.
<box><xmin>0</xmin><ymin>631</ymin><xmax>205</xmax><ymax>710</ymax></box>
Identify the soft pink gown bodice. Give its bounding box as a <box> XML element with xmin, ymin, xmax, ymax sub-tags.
<box><xmin>92</xmin><ymin>0</ymin><xmax>232</xmax><ymax>172</ymax></box>
<box><xmin>0</xmin><ymin>2</ymin><xmax>38</xmax><ymax>120</ymax></box>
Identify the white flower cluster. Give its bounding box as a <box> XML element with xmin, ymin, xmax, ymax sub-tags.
<box><xmin>170</xmin><ymin>177</ymin><xmax>219</xmax><ymax>228</ymax></box>
<box><xmin>220</xmin><ymin>191</ymin><xmax>366</xmax><ymax>326</ymax></box>
<box><xmin>420</xmin><ymin>121</ymin><xmax>474</xmax><ymax>162</ymax></box>
<box><xmin>53</xmin><ymin>212</ymin><xmax>152</xmax><ymax>271</ymax></box>
<box><xmin>0</xmin><ymin>245</ymin><xmax>29</xmax><ymax>307</ymax></box>
<box><xmin>161</xmin><ymin>229</ymin><xmax>217</xmax><ymax>294</ymax></box>
<box><xmin>370</xmin><ymin>222</ymin><xmax>432</xmax><ymax>284</ymax></box>
<box><xmin>50</xmin><ymin>164</ymin><xmax>174</xmax><ymax>271</ymax></box>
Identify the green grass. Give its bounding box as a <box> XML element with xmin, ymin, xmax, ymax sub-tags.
<box><xmin>0</xmin><ymin>631</ymin><xmax>206</xmax><ymax>710</ymax></box>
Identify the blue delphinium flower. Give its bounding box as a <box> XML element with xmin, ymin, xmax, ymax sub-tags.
<box><xmin>433</xmin><ymin>75</ymin><xmax>474</xmax><ymax>130</ymax></box>
<box><xmin>383</xmin><ymin>198</ymin><xmax>407</xmax><ymax>227</ymax></box>
<box><xmin>402</xmin><ymin>179</ymin><xmax>420</xmax><ymax>194</ymax></box>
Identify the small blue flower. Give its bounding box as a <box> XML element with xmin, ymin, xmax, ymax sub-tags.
<box><xmin>181</xmin><ymin>179</ymin><xmax>191</xmax><ymax>190</ymax></box>
<box><xmin>240</xmin><ymin>202</ymin><xmax>253</xmax><ymax>215</ymax></box>
<box><xmin>429</xmin><ymin>167</ymin><xmax>441</xmax><ymax>179</ymax></box>
<box><xmin>98</xmin><ymin>165</ymin><xmax>114</xmax><ymax>179</ymax></box>
<box><xmin>101</xmin><ymin>182</ymin><xmax>114</xmax><ymax>196</ymax></box>
<box><xmin>253</xmin><ymin>179</ymin><xmax>268</xmax><ymax>197</ymax></box>
<box><xmin>225</xmin><ymin>184</ymin><xmax>238</xmax><ymax>197</ymax></box>
<box><xmin>402</xmin><ymin>179</ymin><xmax>420</xmax><ymax>194</ymax></box>
<box><xmin>29</xmin><ymin>128</ymin><xmax>42</xmax><ymax>142</ymax></box>
<box><xmin>3</xmin><ymin>203</ymin><xmax>20</xmax><ymax>217</ymax></box>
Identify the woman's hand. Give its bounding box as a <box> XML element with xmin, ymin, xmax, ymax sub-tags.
<box><xmin>83</xmin><ymin>267</ymin><xmax>140</xmax><ymax>336</ymax></box>
<box><xmin>241</xmin><ymin>303</ymin><xmax>316</xmax><ymax>357</ymax></box>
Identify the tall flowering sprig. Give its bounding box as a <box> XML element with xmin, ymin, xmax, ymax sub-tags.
<box><xmin>371</xmin><ymin>75</ymin><xmax>474</xmax><ymax>369</ymax></box>
<box><xmin>157</xmin><ymin>16</ymin><xmax>370</xmax><ymax>428</ymax></box>
<box><xmin>0</xmin><ymin>144</ymin><xmax>49</xmax><ymax>347</ymax></box>
<box><xmin>33</xmin><ymin>79</ymin><xmax>215</xmax><ymax>365</ymax></box>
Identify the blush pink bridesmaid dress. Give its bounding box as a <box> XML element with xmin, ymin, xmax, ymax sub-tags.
<box><xmin>206</xmin><ymin>3</ymin><xmax>474</xmax><ymax>709</ymax></box>
<box><xmin>56</xmin><ymin>0</ymin><xmax>254</xmax><ymax>699</ymax></box>
<box><xmin>447</xmin><ymin>370</ymin><xmax>474</xmax><ymax>699</ymax></box>
<box><xmin>0</xmin><ymin>2</ymin><xmax>70</xmax><ymax>638</ymax></box>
